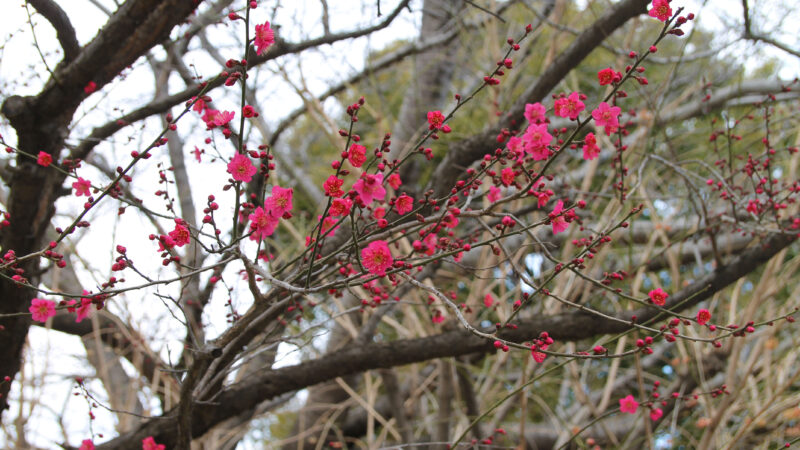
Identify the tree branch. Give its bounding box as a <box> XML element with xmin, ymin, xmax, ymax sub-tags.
<box><xmin>97</xmin><ymin>230</ymin><xmax>796</xmax><ymax>449</ymax></box>
<box><xmin>27</xmin><ymin>0</ymin><xmax>80</xmax><ymax>63</ymax></box>
<box><xmin>428</xmin><ymin>0</ymin><xmax>649</xmax><ymax>198</ymax></box>
<box><xmin>68</xmin><ymin>0</ymin><xmax>412</xmax><ymax>163</ymax></box>
<box><xmin>657</xmin><ymin>79</ymin><xmax>799</xmax><ymax>125</ymax></box>
<box><xmin>741</xmin><ymin>0</ymin><xmax>800</xmax><ymax>59</ymax></box>
<box><xmin>0</xmin><ymin>0</ymin><xmax>201</xmax><ymax>402</ymax></box>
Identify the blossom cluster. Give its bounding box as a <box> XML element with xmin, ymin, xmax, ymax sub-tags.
<box><xmin>249</xmin><ymin>186</ymin><xmax>294</xmax><ymax>241</ymax></box>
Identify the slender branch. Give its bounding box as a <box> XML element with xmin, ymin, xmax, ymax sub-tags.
<box><xmin>741</xmin><ymin>0</ymin><xmax>800</xmax><ymax>58</ymax></box>
<box><xmin>26</xmin><ymin>0</ymin><xmax>81</xmax><ymax>63</ymax></box>
<box><xmin>428</xmin><ymin>0</ymin><xmax>650</xmax><ymax>198</ymax></box>
<box><xmin>68</xmin><ymin>0</ymin><xmax>412</xmax><ymax>163</ymax></box>
<box><xmin>97</xmin><ymin>231</ymin><xmax>796</xmax><ymax>448</ymax></box>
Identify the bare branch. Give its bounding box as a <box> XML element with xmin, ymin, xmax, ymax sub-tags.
<box><xmin>26</xmin><ymin>0</ymin><xmax>80</xmax><ymax>63</ymax></box>
<box><xmin>742</xmin><ymin>0</ymin><xmax>800</xmax><ymax>58</ymax></box>
<box><xmin>658</xmin><ymin>79</ymin><xmax>800</xmax><ymax>125</ymax></box>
